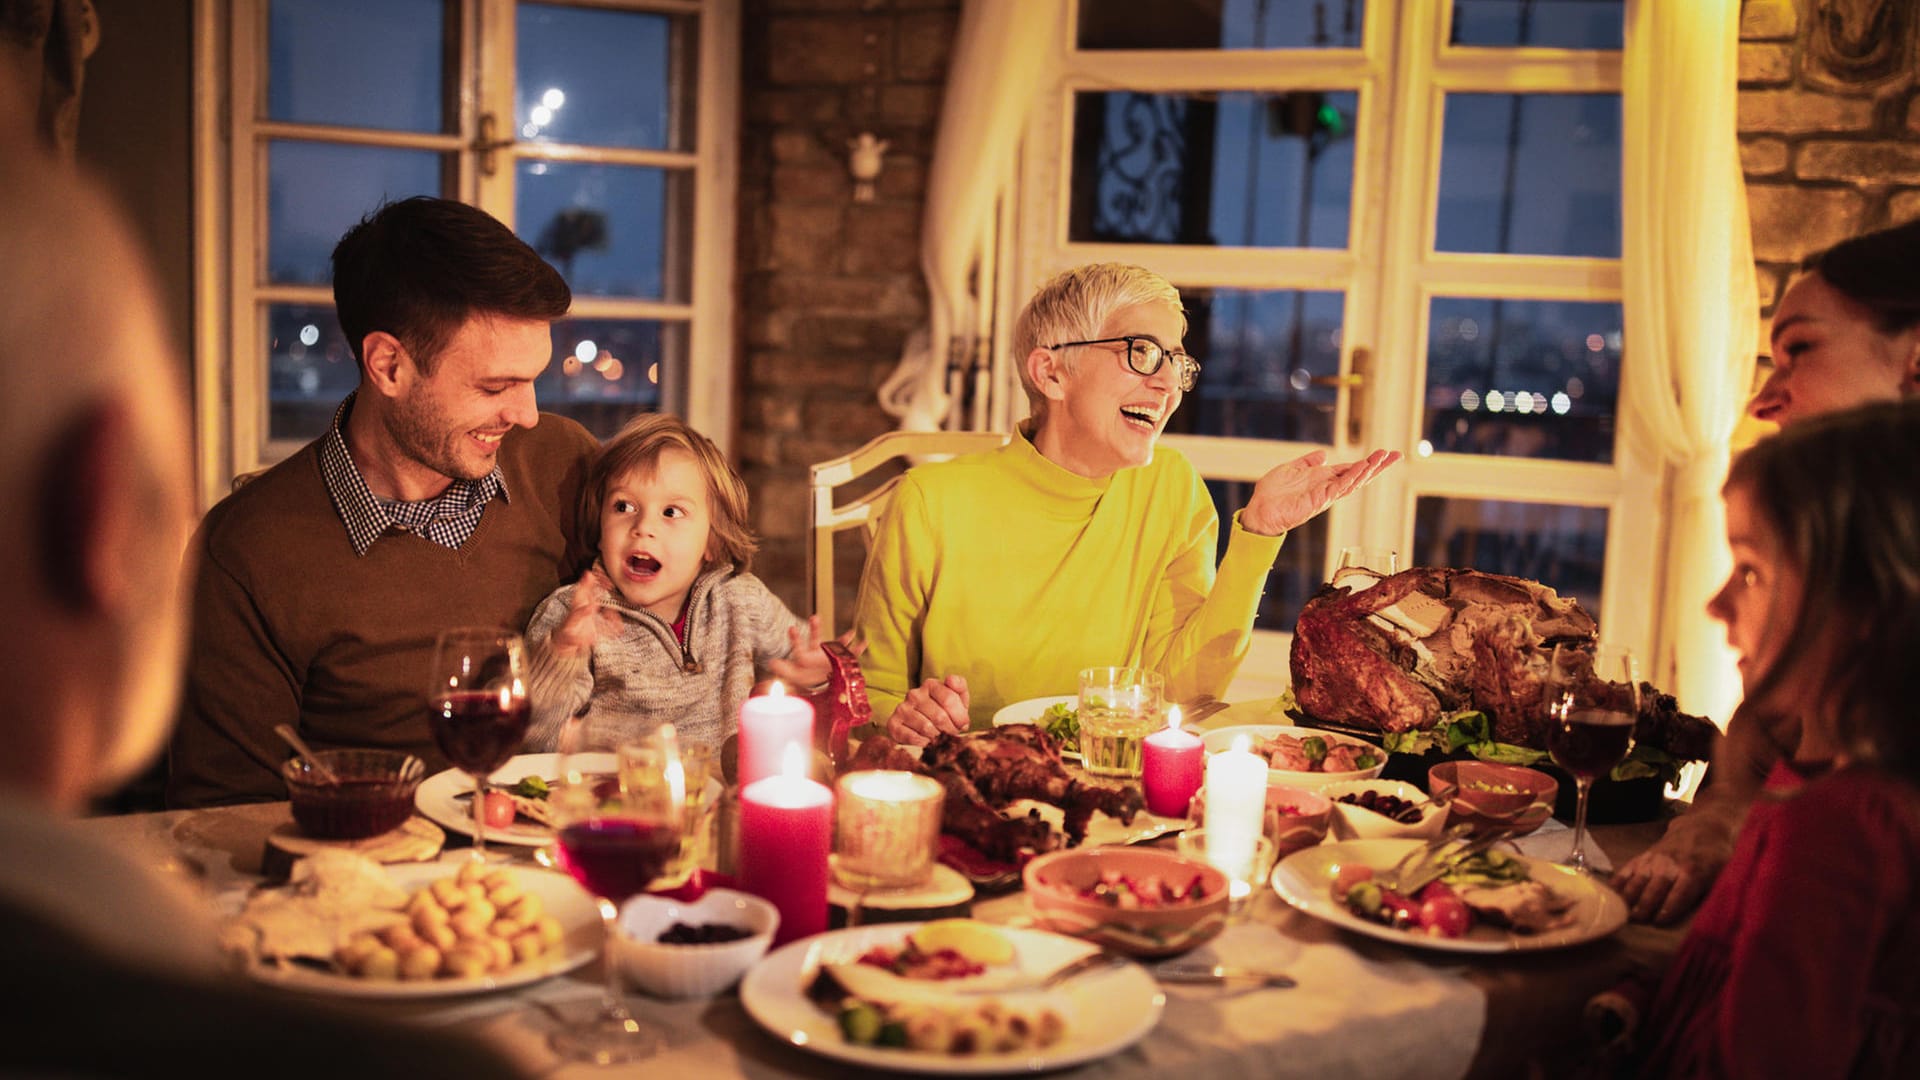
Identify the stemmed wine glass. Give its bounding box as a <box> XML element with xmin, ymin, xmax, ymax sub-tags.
<box><xmin>427</xmin><ymin>627</ymin><xmax>532</xmax><ymax>862</ymax></box>
<box><xmin>1545</xmin><ymin>643</ymin><xmax>1639</xmax><ymax>874</ymax></box>
<box><xmin>548</xmin><ymin>724</ymin><xmax>688</xmax><ymax>1064</ymax></box>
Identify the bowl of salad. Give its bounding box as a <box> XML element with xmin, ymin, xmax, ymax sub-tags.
<box><xmin>1200</xmin><ymin>724</ymin><xmax>1386</xmax><ymax>791</ymax></box>
<box><xmin>1022</xmin><ymin>847</ymin><xmax>1229</xmax><ymax>958</ymax></box>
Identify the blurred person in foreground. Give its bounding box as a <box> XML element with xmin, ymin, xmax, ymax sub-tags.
<box><xmin>1609</xmin><ymin>401</ymin><xmax>1920</xmax><ymax>1077</ymax></box>
<box><xmin>1616</xmin><ymin>218</ymin><xmax>1920</xmax><ymax>923</ymax></box>
<box><xmin>855</xmin><ymin>263</ymin><xmax>1398</xmax><ymax>744</ymax></box>
<box><xmin>0</xmin><ymin>90</ymin><xmax>523</xmax><ymax>1076</ymax></box>
<box><xmin>168</xmin><ymin>196</ymin><xmax>599</xmax><ymax>807</ymax></box>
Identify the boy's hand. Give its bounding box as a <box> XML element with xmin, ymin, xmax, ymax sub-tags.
<box><xmin>765</xmin><ymin>615</ymin><xmax>860</xmax><ymax>690</ymax></box>
<box><xmin>550</xmin><ymin>567</ymin><xmax>622</xmax><ymax>657</ymax></box>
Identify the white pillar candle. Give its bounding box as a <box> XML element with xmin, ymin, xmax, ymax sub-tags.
<box><xmin>1204</xmin><ymin>734</ymin><xmax>1267</xmax><ymax>889</ymax></box>
<box><xmin>738</xmin><ymin>681</ymin><xmax>815</xmax><ymax>789</ymax></box>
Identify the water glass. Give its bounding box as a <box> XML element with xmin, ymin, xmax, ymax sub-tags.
<box><xmin>1077</xmin><ymin>667</ymin><xmax>1164</xmax><ymax>778</ymax></box>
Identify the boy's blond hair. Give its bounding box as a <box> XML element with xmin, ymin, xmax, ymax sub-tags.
<box><xmin>580</xmin><ymin>413</ymin><xmax>758</xmax><ymax>571</ymax></box>
<box><xmin>1010</xmin><ymin>263</ymin><xmax>1186</xmax><ymax>422</ymax></box>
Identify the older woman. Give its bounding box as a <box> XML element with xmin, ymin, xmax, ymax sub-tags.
<box><xmin>854</xmin><ymin>263</ymin><xmax>1398</xmax><ymax>745</ymax></box>
<box><xmin>1616</xmin><ymin>218</ymin><xmax>1920</xmax><ymax>925</ymax></box>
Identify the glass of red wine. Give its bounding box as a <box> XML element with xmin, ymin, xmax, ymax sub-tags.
<box><xmin>427</xmin><ymin>627</ymin><xmax>532</xmax><ymax>863</ymax></box>
<box><xmin>1546</xmin><ymin>643</ymin><xmax>1639</xmax><ymax>874</ymax></box>
<box><xmin>549</xmin><ymin>723</ymin><xmax>687</xmax><ymax>1064</ymax></box>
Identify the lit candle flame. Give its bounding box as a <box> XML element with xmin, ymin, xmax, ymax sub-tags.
<box><xmin>1231</xmin><ymin>734</ymin><xmax>1252</xmax><ymax>754</ymax></box>
<box><xmin>659</xmin><ymin>723</ymin><xmax>686</xmax><ymax>812</ymax></box>
<box><xmin>768</xmin><ymin>681</ymin><xmax>787</xmax><ymax>699</ymax></box>
<box><xmin>1165</xmin><ymin>705</ymin><xmax>1183</xmax><ymax>733</ymax></box>
<box><xmin>780</xmin><ymin>741</ymin><xmax>807</xmax><ymax>780</ymax></box>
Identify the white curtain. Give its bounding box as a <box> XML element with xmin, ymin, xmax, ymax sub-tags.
<box><xmin>877</xmin><ymin>0</ymin><xmax>1062</xmax><ymax>433</ymax></box>
<box><xmin>1621</xmin><ymin>0</ymin><xmax>1756</xmax><ymax>729</ymax></box>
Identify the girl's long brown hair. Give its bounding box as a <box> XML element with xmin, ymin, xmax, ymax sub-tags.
<box><xmin>1726</xmin><ymin>400</ymin><xmax>1920</xmax><ymax>782</ymax></box>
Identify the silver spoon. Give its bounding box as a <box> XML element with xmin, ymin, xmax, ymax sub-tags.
<box><xmin>273</xmin><ymin>723</ymin><xmax>342</xmax><ymax>785</ymax></box>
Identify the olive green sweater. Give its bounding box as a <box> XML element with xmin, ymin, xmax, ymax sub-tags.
<box><xmin>167</xmin><ymin>417</ymin><xmax>596</xmax><ymax>807</ymax></box>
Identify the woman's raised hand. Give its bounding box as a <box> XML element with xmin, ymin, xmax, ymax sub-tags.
<box><xmin>1240</xmin><ymin>448</ymin><xmax>1401</xmax><ymax>537</ymax></box>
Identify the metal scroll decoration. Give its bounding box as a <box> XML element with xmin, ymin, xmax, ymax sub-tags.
<box><xmin>1091</xmin><ymin>93</ymin><xmax>1191</xmax><ymax>244</ymax></box>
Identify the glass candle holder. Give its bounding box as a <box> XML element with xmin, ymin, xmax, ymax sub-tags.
<box><xmin>831</xmin><ymin>770</ymin><xmax>944</xmax><ymax>891</ymax></box>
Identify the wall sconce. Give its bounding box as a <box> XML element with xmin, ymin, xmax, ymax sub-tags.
<box><xmin>847</xmin><ymin>132</ymin><xmax>890</xmax><ymax>202</ymax></box>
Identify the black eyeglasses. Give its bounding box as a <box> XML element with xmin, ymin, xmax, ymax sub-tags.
<box><xmin>1045</xmin><ymin>335</ymin><xmax>1200</xmax><ymax>392</ymax></box>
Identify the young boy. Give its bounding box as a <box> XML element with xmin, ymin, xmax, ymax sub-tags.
<box><xmin>524</xmin><ymin>414</ymin><xmax>831</xmax><ymax>752</ymax></box>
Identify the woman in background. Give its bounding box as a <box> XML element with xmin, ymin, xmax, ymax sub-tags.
<box><xmin>1617</xmin><ymin>217</ymin><xmax>1920</xmax><ymax>924</ymax></box>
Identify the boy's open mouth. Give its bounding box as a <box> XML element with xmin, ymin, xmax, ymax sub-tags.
<box><xmin>624</xmin><ymin>553</ymin><xmax>662</xmax><ymax>578</ymax></box>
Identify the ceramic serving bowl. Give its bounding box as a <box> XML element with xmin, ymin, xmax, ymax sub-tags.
<box><xmin>613</xmin><ymin>888</ymin><xmax>779</xmax><ymax>999</ymax></box>
<box><xmin>1022</xmin><ymin>847</ymin><xmax>1230</xmax><ymax>959</ymax></box>
<box><xmin>281</xmin><ymin>749</ymin><xmax>425</xmax><ymax>840</ymax></box>
<box><xmin>1200</xmin><ymin>725</ymin><xmax>1387</xmax><ymax>791</ymax></box>
<box><xmin>1427</xmin><ymin>761</ymin><xmax>1558</xmax><ymax>840</ymax></box>
<box><xmin>1320</xmin><ymin>778</ymin><xmax>1450</xmax><ymax>841</ymax></box>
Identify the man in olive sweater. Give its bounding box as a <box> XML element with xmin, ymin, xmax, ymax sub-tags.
<box><xmin>168</xmin><ymin>198</ymin><xmax>599</xmax><ymax>807</ymax></box>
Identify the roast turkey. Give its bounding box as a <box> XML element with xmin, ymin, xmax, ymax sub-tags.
<box><xmin>1289</xmin><ymin>567</ymin><xmax>1716</xmax><ymax>763</ymax></box>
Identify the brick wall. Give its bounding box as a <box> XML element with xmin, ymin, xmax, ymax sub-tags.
<box><xmin>1739</xmin><ymin>0</ymin><xmax>1920</xmax><ymax>315</ymax></box>
<box><xmin>737</xmin><ymin>0</ymin><xmax>961</xmax><ymax>627</ymax></box>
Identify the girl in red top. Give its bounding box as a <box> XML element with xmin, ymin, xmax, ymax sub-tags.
<box><xmin>1633</xmin><ymin>401</ymin><xmax>1920</xmax><ymax>1078</ymax></box>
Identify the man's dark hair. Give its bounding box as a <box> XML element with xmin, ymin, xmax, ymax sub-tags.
<box><xmin>331</xmin><ymin>196</ymin><xmax>571</xmax><ymax>373</ymax></box>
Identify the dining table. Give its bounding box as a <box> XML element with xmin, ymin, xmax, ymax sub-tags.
<box><xmin>81</xmin><ymin>772</ymin><xmax>1684</xmax><ymax>1080</ymax></box>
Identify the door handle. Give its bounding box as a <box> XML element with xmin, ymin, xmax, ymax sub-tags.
<box><xmin>1310</xmin><ymin>347</ymin><xmax>1370</xmax><ymax>444</ymax></box>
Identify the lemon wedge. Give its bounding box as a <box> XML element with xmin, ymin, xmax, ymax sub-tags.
<box><xmin>909</xmin><ymin>919</ymin><xmax>1014</xmax><ymax>965</ymax></box>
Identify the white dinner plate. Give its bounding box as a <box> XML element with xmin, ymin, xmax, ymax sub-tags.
<box><xmin>415</xmin><ymin>752</ymin><xmax>566</xmax><ymax>847</ymax></box>
<box><xmin>1270</xmin><ymin>838</ymin><xmax>1628</xmax><ymax>954</ymax></box>
<box><xmin>739</xmin><ymin>922</ymin><xmax>1163</xmax><ymax>1074</ymax></box>
<box><xmin>240</xmin><ymin>862</ymin><xmax>599</xmax><ymax>997</ymax></box>
<box><xmin>1200</xmin><ymin>724</ymin><xmax>1387</xmax><ymax>790</ymax></box>
<box><xmin>990</xmin><ymin>695</ymin><xmax>1081</xmax><ymax>760</ymax></box>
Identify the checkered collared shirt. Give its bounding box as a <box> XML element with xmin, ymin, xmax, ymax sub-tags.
<box><xmin>319</xmin><ymin>394</ymin><xmax>509</xmax><ymax>556</ymax></box>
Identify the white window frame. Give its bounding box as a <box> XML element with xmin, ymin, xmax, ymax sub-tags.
<box><xmin>1007</xmin><ymin>0</ymin><xmax>1659</xmax><ymax>698</ymax></box>
<box><xmin>192</xmin><ymin>0</ymin><xmax>738</xmax><ymax>509</ymax></box>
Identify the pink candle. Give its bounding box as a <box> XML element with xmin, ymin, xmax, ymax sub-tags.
<box><xmin>1142</xmin><ymin>706</ymin><xmax>1204</xmax><ymax>817</ymax></box>
<box><xmin>739</xmin><ymin>745</ymin><xmax>832</xmax><ymax>946</ymax></box>
<box><xmin>738</xmin><ymin>682</ymin><xmax>814</xmax><ymax>789</ymax></box>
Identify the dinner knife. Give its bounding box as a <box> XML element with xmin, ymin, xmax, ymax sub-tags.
<box><xmin>1152</xmin><ymin>964</ymin><xmax>1297</xmax><ymax>988</ymax></box>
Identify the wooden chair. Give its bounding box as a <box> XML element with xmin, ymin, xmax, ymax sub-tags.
<box><xmin>808</xmin><ymin>429</ymin><xmax>1010</xmax><ymax>634</ymax></box>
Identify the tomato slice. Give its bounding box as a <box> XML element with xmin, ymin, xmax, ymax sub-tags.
<box><xmin>477</xmin><ymin>790</ymin><xmax>517</xmax><ymax>829</ymax></box>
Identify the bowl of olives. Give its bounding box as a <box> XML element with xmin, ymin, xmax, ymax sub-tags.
<box><xmin>1319</xmin><ymin>779</ymin><xmax>1449</xmax><ymax>841</ymax></box>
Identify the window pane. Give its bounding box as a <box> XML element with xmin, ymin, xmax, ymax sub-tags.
<box><xmin>542</xmin><ymin>319</ymin><xmax>680</xmax><ymax>439</ymax></box>
<box><xmin>266</xmin><ymin>302</ymin><xmax>358</xmax><ymax>445</ymax></box>
<box><xmin>1070</xmin><ymin>91</ymin><xmax>1356</xmax><ymax>248</ymax></box>
<box><xmin>516</xmin><ymin>161</ymin><xmax>690</xmax><ymax>301</ymax></box>
<box><xmin>1435</xmin><ymin>93</ymin><xmax>1620</xmax><ymax>258</ymax></box>
<box><xmin>1422</xmin><ymin>297</ymin><xmax>1621</xmax><ymax>463</ymax></box>
<box><xmin>268</xmin><ymin>141</ymin><xmax>444</xmax><ymax>285</ymax></box>
<box><xmin>1078</xmin><ymin>0</ymin><xmax>1365</xmax><ymax>49</ymax></box>
<box><xmin>1209</xmin><ymin>481</ymin><xmax>1331</xmax><ymax>632</ymax></box>
<box><xmin>268</xmin><ymin>0</ymin><xmax>446</xmax><ymax>132</ymax></box>
<box><xmin>516</xmin><ymin>3</ymin><xmax>691</xmax><ymax>151</ymax></box>
<box><xmin>1450</xmin><ymin>0</ymin><xmax>1623</xmax><ymax>49</ymax></box>
<box><xmin>1166</xmin><ymin>288</ymin><xmax>1345</xmax><ymax>444</ymax></box>
<box><xmin>1413</xmin><ymin>497</ymin><xmax>1607</xmax><ymax>619</ymax></box>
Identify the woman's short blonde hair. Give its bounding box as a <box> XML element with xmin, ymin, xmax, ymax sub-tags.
<box><xmin>579</xmin><ymin>412</ymin><xmax>759</xmax><ymax>572</ymax></box>
<box><xmin>1010</xmin><ymin>263</ymin><xmax>1186</xmax><ymax>422</ymax></box>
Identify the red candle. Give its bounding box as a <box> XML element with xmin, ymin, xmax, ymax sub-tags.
<box><xmin>739</xmin><ymin>745</ymin><xmax>833</xmax><ymax>946</ymax></box>
<box><xmin>738</xmin><ymin>681</ymin><xmax>815</xmax><ymax>790</ymax></box>
<box><xmin>1142</xmin><ymin>706</ymin><xmax>1204</xmax><ymax>817</ymax></box>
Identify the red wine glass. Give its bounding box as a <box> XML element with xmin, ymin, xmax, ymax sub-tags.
<box><xmin>549</xmin><ymin>724</ymin><xmax>688</xmax><ymax>1064</ymax></box>
<box><xmin>1546</xmin><ymin>643</ymin><xmax>1639</xmax><ymax>874</ymax></box>
<box><xmin>427</xmin><ymin>627</ymin><xmax>531</xmax><ymax>863</ymax></box>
